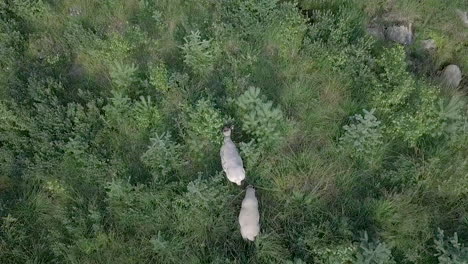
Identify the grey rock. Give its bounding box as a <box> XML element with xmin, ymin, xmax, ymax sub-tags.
<box><xmin>421</xmin><ymin>39</ymin><xmax>436</xmax><ymax>50</ymax></box>
<box><xmin>456</xmin><ymin>9</ymin><xmax>468</xmax><ymax>27</ymax></box>
<box><xmin>69</xmin><ymin>7</ymin><xmax>82</xmax><ymax>16</ymax></box>
<box><xmin>441</xmin><ymin>64</ymin><xmax>462</xmax><ymax>88</ymax></box>
<box><xmin>385</xmin><ymin>24</ymin><xmax>413</xmax><ymax>45</ymax></box>
<box><xmin>367</xmin><ymin>25</ymin><xmax>385</xmax><ymax>40</ymax></box>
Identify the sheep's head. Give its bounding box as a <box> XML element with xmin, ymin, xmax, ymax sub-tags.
<box><xmin>222</xmin><ymin>125</ymin><xmax>233</xmax><ymax>137</ymax></box>
<box><xmin>246</xmin><ymin>185</ymin><xmax>255</xmax><ymax>195</ymax></box>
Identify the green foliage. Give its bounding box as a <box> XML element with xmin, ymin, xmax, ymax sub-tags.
<box><xmin>340</xmin><ymin>109</ymin><xmax>383</xmax><ymax>167</ymax></box>
<box><xmin>141</xmin><ymin>132</ymin><xmax>184</xmax><ymax>182</ymax></box>
<box><xmin>434</xmin><ymin>228</ymin><xmax>468</xmax><ymax>264</ymax></box>
<box><xmin>182</xmin><ymin>99</ymin><xmax>225</xmax><ymax>167</ymax></box>
<box><xmin>133</xmin><ymin>96</ymin><xmax>161</xmax><ymax>130</ymax></box>
<box><xmin>1</xmin><ymin>0</ymin><xmax>467</xmax><ymax>263</ymax></box>
<box><xmin>372</xmin><ymin>46</ymin><xmax>416</xmax><ymax>114</ymax></box>
<box><xmin>148</xmin><ymin>63</ymin><xmax>170</xmax><ymax>93</ymax></box>
<box><xmin>355</xmin><ymin>232</ymin><xmax>396</xmax><ymax>264</ymax></box>
<box><xmin>255</xmin><ymin>233</ymin><xmax>291</xmax><ymax>263</ymax></box>
<box><xmin>437</xmin><ymin>95</ymin><xmax>466</xmax><ymax>136</ymax></box>
<box><xmin>371</xmin><ymin>46</ymin><xmax>455</xmax><ymax>147</ymax></box>
<box><xmin>373</xmin><ymin>196</ymin><xmax>432</xmax><ymax>262</ymax></box>
<box><xmin>236</xmin><ymin>87</ymin><xmax>284</xmax><ymax>149</ymax></box>
<box><xmin>264</xmin><ymin>2</ymin><xmax>308</xmax><ymax>59</ymax></box>
<box><xmin>109</xmin><ymin>60</ymin><xmax>138</xmax><ymax>91</ymax></box>
<box><xmin>103</xmin><ymin>92</ymin><xmax>159</xmax><ymax>132</ymax></box>
<box><xmin>181</xmin><ymin>30</ymin><xmax>219</xmax><ymax>78</ymax></box>
<box><xmin>313</xmin><ymin>244</ymin><xmax>356</xmax><ymax>264</ymax></box>
<box><xmin>0</xmin><ymin>102</ymin><xmax>28</xmax><ymax>133</ymax></box>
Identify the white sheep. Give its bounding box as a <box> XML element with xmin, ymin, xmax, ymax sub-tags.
<box><xmin>239</xmin><ymin>185</ymin><xmax>260</xmax><ymax>241</ymax></box>
<box><xmin>220</xmin><ymin>126</ymin><xmax>245</xmax><ymax>185</ymax></box>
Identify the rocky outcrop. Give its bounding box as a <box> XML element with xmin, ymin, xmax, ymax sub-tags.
<box><xmin>421</xmin><ymin>39</ymin><xmax>436</xmax><ymax>51</ymax></box>
<box><xmin>367</xmin><ymin>24</ymin><xmax>385</xmax><ymax>40</ymax></box>
<box><xmin>384</xmin><ymin>23</ymin><xmax>413</xmax><ymax>45</ymax></box>
<box><xmin>367</xmin><ymin>19</ymin><xmax>413</xmax><ymax>45</ymax></box>
<box><xmin>441</xmin><ymin>64</ymin><xmax>462</xmax><ymax>88</ymax></box>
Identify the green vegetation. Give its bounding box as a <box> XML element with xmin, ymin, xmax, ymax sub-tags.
<box><xmin>1</xmin><ymin>0</ymin><xmax>467</xmax><ymax>263</ymax></box>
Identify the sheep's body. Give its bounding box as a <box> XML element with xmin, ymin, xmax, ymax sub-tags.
<box><xmin>239</xmin><ymin>187</ymin><xmax>260</xmax><ymax>241</ymax></box>
<box><xmin>220</xmin><ymin>128</ymin><xmax>245</xmax><ymax>185</ymax></box>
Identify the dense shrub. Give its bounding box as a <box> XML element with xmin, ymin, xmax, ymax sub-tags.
<box><xmin>434</xmin><ymin>229</ymin><xmax>468</xmax><ymax>264</ymax></box>
<box><xmin>339</xmin><ymin>109</ymin><xmax>384</xmax><ymax>168</ymax></box>
<box><xmin>236</xmin><ymin>86</ymin><xmax>285</xmax><ymax>149</ymax></box>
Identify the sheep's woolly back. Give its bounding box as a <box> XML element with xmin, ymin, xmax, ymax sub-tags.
<box><xmin>239</xmin><ymin>187</ymin><xmax>260</xmax><ymax>241</ymax></box>
<box><xmin>220</xmin><ymin>131</ymin><xmax>245</xmax><ymax>185</ymax></box>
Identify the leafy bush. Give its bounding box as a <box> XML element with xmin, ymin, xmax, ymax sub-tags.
<box><xmin>371</xmin><ymin>46</ymin><xmax>453</xmax><ymax>147</ymax></box>
<box><xmin>434</xmin><ymin>228</ymin><xmax>468</xmax><ymax>264</ymax></box>
<box><xmin>181</xmin><ymin>30</ymin><xmax>219</xmax><ymax>78</ymax></box>
<box><xmin>141</xmin><ymin>132</ymin><xmax>183</xmax><ymax>182</ymax></box>
<box><xmin>313</xmin><ymin>244</ymin><xmax>356</xmax><ymax>264</ymax></box>
<box><xmin>172</xmin><ymin>173</ymin><xmax>235</xmax><ymax>256</ymax></box>
<box><xmin>339</xmin><ymin>109</ymin><xmax>383</xmax><ymax>167</ymax></box>
<box><xmin>264</xmin><ymin>2</ymin><xmax>308</xmax><ymax>59</ymax></box>
<box><xmin>148</xmin><ymin>63</ymin><xmax>170</xmax><ymax>93</ymax></box>
<box><xmin>236</xmin><ymin>86</ymin><xmax>284</xmax><ymax>149</ymax></box>
<box><xmin>255</xmin><ymin>233</ymin><xmax>291</xmax><ymax>263</ymax></box>
<box><xmin>109</xmin><ymin>61</ymin><xmax>138</xmax><ymax>91</ymax></box>
<box><xmin>133</xmin><ymin>96</ymin><xmax>160</xmax><ymax>130</ymax></box>
<box><xmin>355</xmin><ymin>232</ymin><xmax>396</xmax><ymax>264</ymax></box>
<box><xmin>437</xmin><ymin>95</ymin><xmax>466</xmax><ymax>137</ymax></box>
<box><xmin>181</xmin><ymin>99</ymin><xmax>225</xmax><ymax>167</ymax></box>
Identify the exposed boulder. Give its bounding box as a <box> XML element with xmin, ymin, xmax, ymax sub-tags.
<box><xmin>384</xmin><ymin>23</ymin><xmax>413</xmax><ymax>45</ymax></box>
<box><xmin>366</xmin><ymin>17</ymin><xmax>413</xmax><ymax>46</ymax></box>
<box><xmin>421</xmin><ymin>39</ymin><xmax>436</xmax><ymax>51</ymax></box>
<box><xmin>441</xmin><ymin>64</ymin><xmax>462</xmax><ymax>88</ymax></box>
<box><xmin>367</xmin><ymin>25</ymin><xmax>385</xmax><ymax>40</ymax></box>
